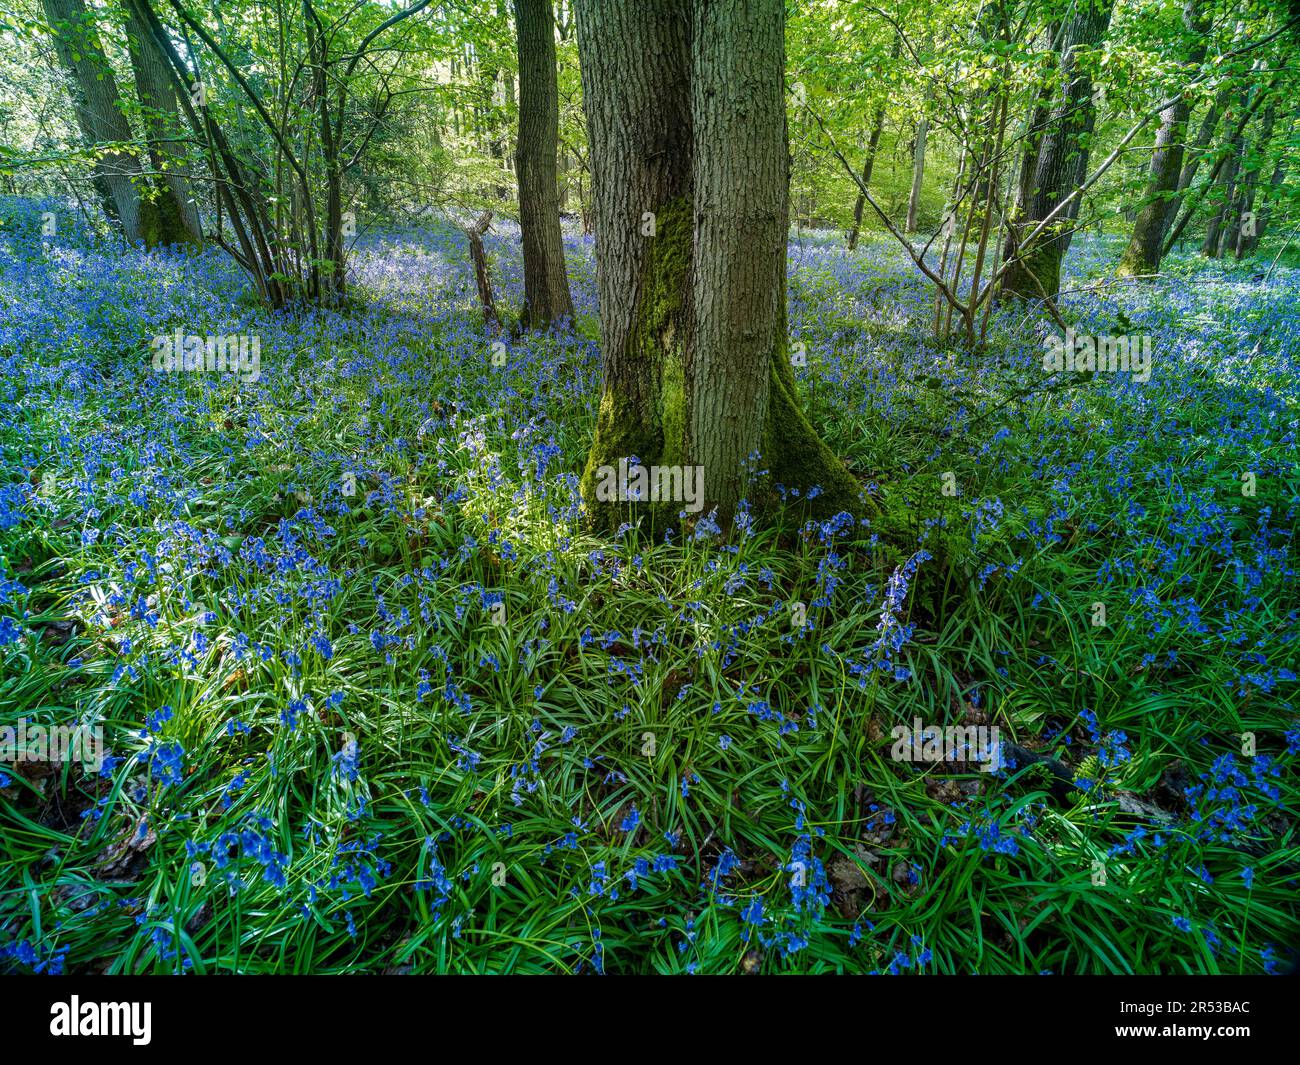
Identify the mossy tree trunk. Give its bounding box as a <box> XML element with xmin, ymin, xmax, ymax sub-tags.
<box><xmin>514</xmin><ymin>0</ymin><xmax>575</xmax><ymax>327</ymax></box>
<box><xmin>1116</xmin><ymin>100</ymin><xmax>1192</xmax><ymax>276</ymax></box>
<box><xmin>576</xmin><ymin>0</ymin><xmax>860</xmax><ymax>532</ymax></box>
<box><xmin>1116</xmin><ymin>0</ymin><xmax>1210</xmax><ymax>278</ymax></box>
<box><xmin>1001</xmin><ymin>0</ymin><xmax>1113</xmax><ymax>301</ymax></box>
<box><xmin>42</xmin><ymin>0</ymin><xmax>146</xmax><ymax>244</ymax></box>
<box><xmin>575</xmin><ymin>0</ymin><xmax>694</xmax><ymax>529</ymax></box>
<box><xmin>122</xmin><ymin>0</ymin><xmax>201</xmax><ymax>246</ymax></box>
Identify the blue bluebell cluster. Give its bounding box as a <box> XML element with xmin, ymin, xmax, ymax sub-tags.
<box><xmin>0</xmin><ymin>201</ymin><xmax>1295</xmax><ymax>974</ymax></box>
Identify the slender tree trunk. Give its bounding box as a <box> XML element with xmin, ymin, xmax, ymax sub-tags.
<box><xmin>1116</xmin><ymin>0</ymin><xmax>1209</xmax><ymax>277</ymax></box>
<box><xmin>576</xmin><ymin>0</ymin><xmax>858</xmax><ymax>530</ymax></box>
<box><xmin>558</xmin><ymin>146</ymin><xmax>571</xmax><ymax>212</ymax></box>
<box><xmin>495</xmin><ymin>0</ymin><xmax>515</xmax><ymax>196</ymax></box>
<box><xmin>514</xmin><ymin>0</ymin><xmax>575</xmax><ymax>327</ymax></box>
<box><xmin>1161</xmin><ymin>69</ymin><xmax>1279</xmax><ymax>256</ymax></box>
<box><xmin>127</xmin><ymin>0</ymin><xmax>291</xmax><ymax>305</ymax></box>
<box><xmin>1202</xmin><ymin>89</ymin><xmax>1249</xmax><ymax>258</ymax></box>
<box><xmin>42</xmin><ymin>0</ymin><xmax>145</xmax><ymax>243</ymax></box>
<box><xmin>1238</xmin><ymin>114</ymin><xmax>1291</xmax><ymax>256</ymax></box>
<box><xmin>906</xmin><ymin>116</ymin><xmax>928</xmax><ymax>233</ymax></box>
<box><xmin>122</xmin><ymin>0</ymin><xmax>200</xmax><ymax>244</ymax></box>
<box><xmin>1231</xmin><ymin>100</ymin><xmax>1276</xmax><ymax>258</ymax></box>
<box><xmin>466</xmin><ymin>211</ymin><xmax>500</xmax><ymax>327</ymax></box>
<box><xmin>1176</xmin><ymin>85</ymin><xmax>1231</xmax><ymax>201</ymax></box>
<box><xmin>845</xmin><ymin>123</ymin><xmax>884</xmax><ymax>249</ymax></box>
<box><xmin>1001</xmin><ymin>0</ymin><xmax>1113</xmax><ymax>301</ymax></box>
<box><xmin>304</xmin><ymin>2</ymin><xmax>345</xmax><ymax>304</ymax></box>
<box><xmin>846</xmin><ymin>33</ymin><xmax>900</xmax><ymax>251</ymax></box>
<box><xmin>1200</xmin><ymin>165</ymin><xmax>1236</xmax><ymax>257</ymax></box>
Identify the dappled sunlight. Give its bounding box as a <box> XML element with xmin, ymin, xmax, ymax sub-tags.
<box><xmin>1</xmin><ymin>204</ymin><xmax>1297</xmax><ymax>976</ymax></box>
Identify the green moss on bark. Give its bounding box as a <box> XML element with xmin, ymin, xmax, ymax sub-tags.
<box><xmin>1115</xmin><ymin>241</ymin><xmax>1156</xmax><ymax>279</ymax></box>
<box><xmin>581</xmin><ymin>195</ymin><xmax>692</xmax><ymax>533</ymax></box>
<box><xmin>139</xmin><ymin>185</ymin><xmax>199</xmax><ymax>250</ymax></box>
<box><xmin>1001</xmin><ymin>241</ymin><xmax>1063</xmax><ymax>302</ymax></box>
<box><xmin>582</xmin><ymin>195</ymin><xmax>871</xmax><ymax>536</ymax></box>
<box><xmin>757</xmin><ymin>338</ymin><xmax>868</xmax><ymax>522</ymax></box>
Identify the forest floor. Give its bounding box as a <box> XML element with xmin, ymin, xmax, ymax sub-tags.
<box><xmin>1</xmin><ymin>198</ymin><xmax>1297</xmax><ymax>973</ymax></box>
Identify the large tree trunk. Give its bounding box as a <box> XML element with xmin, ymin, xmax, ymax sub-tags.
<box><xmin>1000</xmin><ymin>22</ymin><xmax>1063</xmax><ymax>282</ymax></box>
<box><xmin>1116</xmin><ymin>98</ymin><xmax>1191</xmax><ymax>275</ymax></box>
<box><xmin>690</xmin><ymin>0</ymin><xmax>786</xmax><ymax>518</ymax></box>
<box><xmin>122</xmin><ymin>0</ymin><xmax>200</xmax><ymax>245</ymax></box>
<box><xmin>905</xmin><ymin>116</ymin><xmax>928</xmax><ymax>234</ymax></box>
<box><xmin>1000</xmin><ymin>0</ymin><xmax>1113</xmax><ymax>301</ymax></box>
<box><xmin>1116</xmin><ymin>0</ymin><xmax>1209</xmax><ymax>277</ymax></box>
<box><xmin>514</xmin><ymin>0</ymin><xmax>575</xmax><ymax>327</ymax></box>
<box><xmin>575</xmin><ymin>0</ymin><xmax>694</xmax><ymax>530</ymax></box>
<box><xmin>576</xmin><ymin>0</ymin><xmax>858</xmax><ymax>530</ymax></box>
<box><xmin>42</xmin><ymin>0</ymin><xmax>145</xmax><ymax>243</ymax></box>
<box><xmin>699</xmin><ymin>0</ymin><xmax>857</xmax><ymax>522</ymax></box>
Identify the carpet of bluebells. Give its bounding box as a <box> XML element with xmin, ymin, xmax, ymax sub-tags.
<box><xmin>0</xmin><ymin>194</ymin><xmax>1297</xmax><ymax>974</ymax></box>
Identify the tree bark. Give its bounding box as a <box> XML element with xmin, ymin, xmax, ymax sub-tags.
<box><xmin>1230</xmin><ymin>99</ymin><xmax>1276</xmax><ymax>258</ymax></box>
<box><xmin>42</xmin><ymin>0</ymin><xmax>145</xmax><ymax>243</ymax></box>
<box><xmin>1116</xmin><ymin>0</ymin><xmax>1209</xmax><ymax>277</ymax></box>
<box><xmin>122</xmin><ymin>0</ymin><xmax>200</xmax><ymax>245</ymax></box>
<box><xmin>575</xmin><ymin>0</ymin><xmax>694</xmax><ymax>529</ymax></box>
<box><xmin>1202</xmin><ymin>88</ymin><xmax>1250</xmax><ymax>258</ymax></box>
<box><xmin>514</xmin><ymin>0</ymin><xmax>575</xmax><ymax>327</ymax></box>
<box><xmin>576</xmin><ymin>0</ymin><xmax>859</xmax><ymax>531</ymax></box>
<box><xmin>466</xmin><ymin>211</ymin><xmax>500</xmax><ymax>327</ymax></box>
<box><xmin>304</xmin><ymin>1</ymin><xmax>345</xmax><ymax>304</ymax></box>
<box><xmin>1237</xmin><ymin>114</ymin><xmax>1290</xmax><ymax>257</ymax></box>
<box><xmin>690</xmin><ymin>0</ymin><xmax>788</xmax><ymax>519</ymax></box>
<box><xmin>1001</xmin><ymin>0</ymin><xmax>1113</xmax><ymax>301</ymax></box>
<box><xmin>906</xmin><ymin>116</ymin><xmax>928</xmax><ymax>233</ymax></box>
<box><xmin>845</xmin><ymin>34</ymin><xmax>900</xmax><ymax>251</ymax></box>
